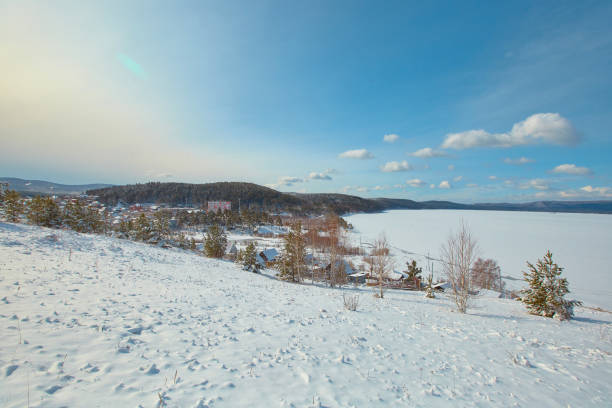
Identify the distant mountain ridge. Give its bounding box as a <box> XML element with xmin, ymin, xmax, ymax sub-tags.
<box><xmin>86</xmin><ymin>181</ymin><xmax>612</xmax><ymax>215</ymax></box>
<box><xmin>1</xmin><ymin>177</ymin><xmax>113</xmax><ymax>196</ymax></box>
<box><xmin>4</xmin><ymin>178</ymin><xmax>611</xmax><ymax>214</ymax></box>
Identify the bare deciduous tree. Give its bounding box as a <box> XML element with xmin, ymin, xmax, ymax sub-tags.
<box><xmin>472</xmin><ymin>258</ymin><xmax>504</xmax><ymax>292</ymax></box>
<box><xmin>441</xmin><ymin>222</ymin><xmax>478</xmax><ymax>313</ymax></box>
<box><xmin>326</xmin><ymin>217</ymin><xmax>347</xmax><ymax>287</ymax></box>
<box><xmin>372</xmin><ymin>234</ymin><xmax>392</xmax><ymax>299</ymax></box>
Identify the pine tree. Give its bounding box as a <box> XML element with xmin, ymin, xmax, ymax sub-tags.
<box><xmin>134</xmin><ymin>213</ymin><xmax>154</xmax><ymax>242</ymax></box>
<box><xmin>520</xmin><ymin>250</ymin><xmax>582</xmax><ymax>320</ymax></box>
<box><xmin>3</xmin><ymin>190</ymin><xmax>24</xmax><ymax>222</ymax></box>
<box><xmin>279</xmin><ymin>222</ymin><xmax>306</xmax><ymax>282</ymax></box>
<box><xmin>117</xmin><ymin>218</ymin><xmax>134</xmax><ymax>239</ymax></box>
<box><xmin>83</xmin><ymin>207</ymin><xmax>104</xmax><ymax>234</ymax></box>
<box><xmin>275</xmin><ymin>252</ymin><xmax>293</xmax><ymax>281</ymax></box>
<box><xmin>404</xmin><ymin>259</ymin><xmax>422</xmax><ymax>288</ymax></box>
<box><xmin>204</xmin><ymin>225</ymin><xmax>227</xmax><ymax>258</ymax></box>
<box><xmin>242</xmin><ymin>242</ymin><xmax>259</xmax><ymax>272</ymax></box>
<box><xmin>235</xmin><ymin>248</ymin><xmax>244</xmax><ymax>264</ymax></box>
<box><xmin>152</xmin><ymin>210</ymin><xmax>170</xmax><ymax>243</ymax></box>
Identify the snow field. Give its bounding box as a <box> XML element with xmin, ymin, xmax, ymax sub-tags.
<box><xmin>0</xmin><ymin>222</ymin><xmax>611</xmax><ymax>407</ymax></box>
<box><xmin>346</xmin><ymin>210</ymin><xmax>612</xmax><ymax>310</ymax></box>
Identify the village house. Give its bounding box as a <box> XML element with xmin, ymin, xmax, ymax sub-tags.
<box><xmin>257</xmin><ymin>248</ymin><xmax>279</xmax><ymax>267</ymax></box>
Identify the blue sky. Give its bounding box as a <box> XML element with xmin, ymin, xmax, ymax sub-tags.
<box><xmin>1</xmin><ymin>0</ymin><xmax>611</xmax><ymax>202</ymax></box>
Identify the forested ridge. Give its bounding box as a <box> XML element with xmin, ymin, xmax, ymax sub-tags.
<box><xmin>87</xmin><ymin>182</ymin><xmax>612</xmax><ymax>215</ymax></box>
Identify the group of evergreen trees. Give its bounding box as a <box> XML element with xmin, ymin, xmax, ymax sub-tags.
<box><xmin>0</xmin><ymin>190</ymin><xmax>104</xmax><ymax>233</ymax></box>
<box><xmin>0</xmin><ymin>190</ymin><xmax>197</xmax><ymax>249</ymax></box>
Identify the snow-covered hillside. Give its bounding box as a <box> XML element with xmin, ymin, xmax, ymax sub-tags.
<box><xmin>1</xmin><ymin>222</ymin><xmax>610</xmax><ymax>407</ymax></box>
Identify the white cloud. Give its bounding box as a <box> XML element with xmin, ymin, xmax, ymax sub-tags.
<box><xmin>308</xmin><ymin>172</ymin><xmax>332</xmax><ymax>180</ymax></box>
<box><xmin>280</xmin><ymin>176</ymin><xmax>303</xmax><ymax>185</ymax></box>
<box><xmin>146</xmin><ymin>172</ymin><xmax>174</xmax><ymax>180</ymax></box>
<box><xmin>488</xmin><ymin>175</ymin><xmax>497</xmax><ymax>180</ymax></box>
<box><xmin>439</xmin><ymin>180</ymin><xmax>451</xmax><ymax>189</ymax></box>
<box><xmin>373</xmin><ymin>185</ymin><xmax>385</xmax><ymax>191</ymax></box>
<box><xmin>453</xmin><ymin>175</ymin><xmax>463</xmax><ymax>182</ymax></box>
<box><xmin>466</xmin><ymin>183</ymin><xmax>478</xmax><ymax>188</ymax></box>
<box><xmin>559</xmin><ymin>190</ymin><xmax>579</xmax><ymax>198</ymax></box>
<box><xmin>520</xmin><ymin>179</ymin><xmax>549</xmax><ymax>190</ymax></box>
<box><xmin>356</xmin><ymin>186</ymin><xmax>369</xmax><ymax>193</ymax></box>
<box><xmin>504</xmin><ymin>157</ymin><xmax>534</xmax><ymax>165</ymax></box>
<box><xmin>266</xmin><ymin>176</ymin><xmax>305</xmax><ymax>189</ymax></box>
<box><xmin>580</xmin><ymin>185</ymin><xmax>612</xmax><ymax>196</ymax></box>
<box><xmin>429</xmin><ymin>184</ymin><xmax>436</xmax><ymax>189</ymax></box>
<box><xmin>442</xmin><ymin>113</ymin><xmax>579</xmax><ymax>149</ymax></box>
<box><xmin>383</xmin><ymin>134</ymin><xmax>399</xmax><ymax>143</ymax></box>
<box><xmin>551</xmin><ymin>164</ymin><xmax>593</xmax><ymax>175</ymax></box>
<box><xmin>447</xmin><ymin>164</ymin><xmax>455</xmax><ymax>171</ymax></box>
<box><xmin>410</xmin><ymin>147</ymin><xmax>448</xmax><ymax>158</ymax></box>
<box><xmin>338</xmin><ymin>149</ymin><xmax>374</xmax><ymax>159</ymax></box>
<box><xmin>406</xmin><ymin>179</ymin><xmax>426</xmax><ymax>187</ymax></box>
<box><xmin>380</xmin><ymin>160</ymin><xmax>413</xmax><ymax>172</ymax></box>
<box><xmin>265</xmin><ymin>176</ymin><xmax>304</xmax><ymax>188</ymax></box>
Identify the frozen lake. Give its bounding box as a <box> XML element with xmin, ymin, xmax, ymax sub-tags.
<box><xmin>346</xmin><ymin>210</ymin><xmax>612</xmax><ymax>310</ymax></box>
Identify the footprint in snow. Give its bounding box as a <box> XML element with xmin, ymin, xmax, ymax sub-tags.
<box><xmin>5</xmin><ymin>364</ymin><xmax>18</xmax><ymax>377</ymax></box>
<box><xmin>82</xmin><ymin>363</ymin><xmax>99</xmax><ymax>373</ymax></box>
<box><xmin>45</xmin><ymin>385</ymin><xmax>63</xmax><ymax>394</ymax></box>
<box><xmin>142</xmin><ymin>363</ymin><xmax>160</xmax><ymax>375</ymax></box>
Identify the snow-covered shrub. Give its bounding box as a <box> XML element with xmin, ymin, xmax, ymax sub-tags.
<box><xmin>343</xmin><ymin>293</ymin><xmax>359</xmax><ymax>311</ymax></box>
<box><xmin>520</xmin><ymin>250</ymin><xmax>582</xmax><ymax>320</ymax></box>
<box><xmin>424</xmin><ymin>274</ymin><xmax>435</xmax><ymax>299</ymax></box>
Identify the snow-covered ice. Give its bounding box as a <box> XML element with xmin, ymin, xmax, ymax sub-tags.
<box><xmin>346</xmin><ymin>210</ymin><xmax>612</xmax><ymax>310</ymax></box>
<box><xmin>1</xmin><ymin>222</ymin><xmax>611</xmax><ymax>407</ymax></box>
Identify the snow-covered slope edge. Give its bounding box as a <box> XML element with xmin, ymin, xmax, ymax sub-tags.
<box><xmin>0</xmin><ymin>222</ymin><xmax>610</xmax><ymax>407</ymax></box>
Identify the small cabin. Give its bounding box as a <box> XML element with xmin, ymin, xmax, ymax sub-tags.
<box><xmin>257</xmin><ymin>248</ymin><xmax>279</xmax><ymax>267</ymax></box>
